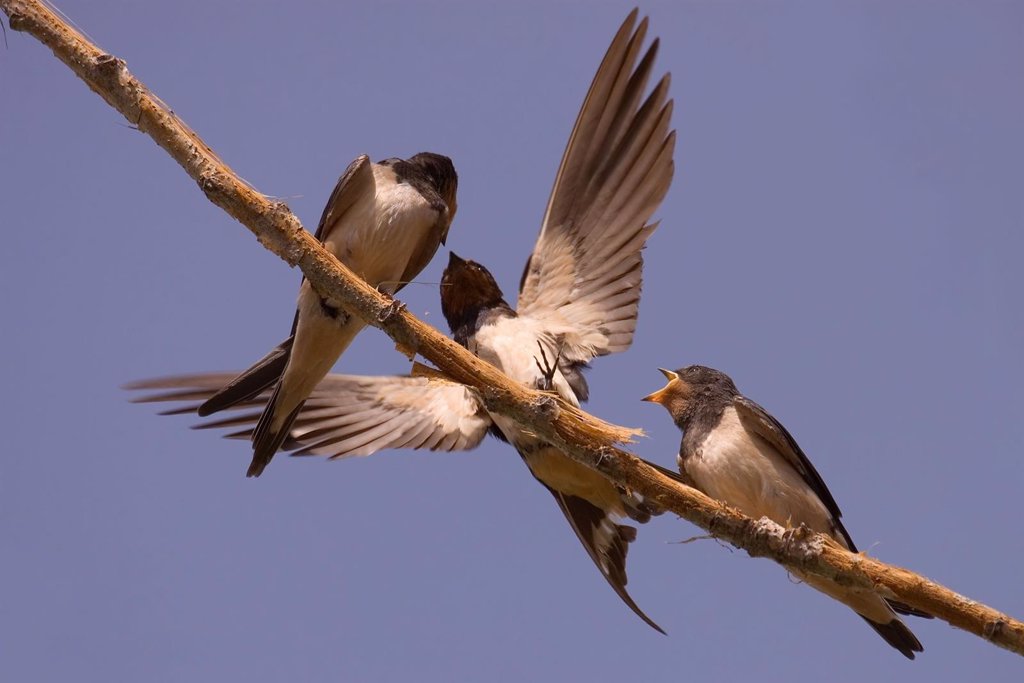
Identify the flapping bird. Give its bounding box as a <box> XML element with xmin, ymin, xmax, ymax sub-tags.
<box><xmin>643</xmin><ymin>365</ymin><xmax>930</xmax><ymax>658</ymax></box>
<box><xmin>132</xmin><ymin>9</ymin><xmax>673</xmax><ymax>631</ymax></box>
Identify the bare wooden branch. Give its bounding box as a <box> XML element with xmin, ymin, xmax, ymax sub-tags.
<box><xmin>4</xmin><ymin>0</ymin><xmax>1021</xmax><ymax>657</ymax></box>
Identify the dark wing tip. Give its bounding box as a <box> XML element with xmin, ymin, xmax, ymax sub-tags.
<box><xmin>862</xmin><ymin>616</ymin><xmax>924</xmax><ymax>660</ymax></box>
<box><xmin>157</xmin><ymin>405</ymin><xmax>200</xmax><ymax>417</ymax></box>
<box><xmin>887</xmin><ymin>600</ymin><xmax>935</xmax><ymax>620</ymax></box>
<box><xmin>247</xmin><ymin>391</ymin><xmax>304</xmax><ymax>478</ymax></box>
<box><xmin>549</xmin><ymin>489</ymin><xmax>666</xmax><ymax>633</ymax></box>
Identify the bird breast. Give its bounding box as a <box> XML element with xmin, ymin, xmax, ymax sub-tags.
<box><xmin>327</xmin><ymin>166</ymin><xmax>440</xmax><ymax>291</ymax></box>
<box><xmin>471</xmin><ymin>316</ymin><xmax>579</xmax><ymax>451</ymax></box>
<box><xmin>471</xmin><ymin>317</ymin><xmax>577</xmax><ymax>404</ymax></box>
<box><xmin>684</xmin><ymin>407</ymin><xmax>835</xmax><ymax>536</ymax></box>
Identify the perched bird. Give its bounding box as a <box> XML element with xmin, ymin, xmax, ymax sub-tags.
<box><xmin>199</xmin><ymin>152</ymin><xmax>457</xmax><ymax>477</ymax></box>
<box><xmin>132</xmin><ymin>9</ymin><xmax>675</xmax><ymax>631</ymax></box>
<box><xmin>643</xmin><ymin>365</ymin><xmax>930</xmax><ymax>658</ymax></box>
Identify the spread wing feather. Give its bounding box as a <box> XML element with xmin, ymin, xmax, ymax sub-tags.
<box><xmin>518</xmin><ymin>10</ymin><xmax>675</xmax><ymax>363</ymax></box>
<box><xmin>128</xmin><ymin>372</ymin><xmax>491</xmax><ymax>459</ymax></box>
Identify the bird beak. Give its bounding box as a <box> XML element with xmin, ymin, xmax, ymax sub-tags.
<box><xmin>658</xmin><ymin>368</ymin><xmax>679</xmax><ymax>381</ymax></box>
<box><xmin>447</xmin><ymin>251</ymin><xmax>464</xmax><ymax>267</ymax></box>
<box><xmin>643</xmin><ymin>369</ymin><xmax>678</xmax><ymax>405</ymax></box>
<box><xmin>642</xmin><ymin>385</ymin><xmax>670</xmax><ymax>404</ymax></box>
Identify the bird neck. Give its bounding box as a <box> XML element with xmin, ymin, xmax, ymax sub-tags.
<box><xmin>447</xmin><ymin>299</ymin><xmax>515</xmax><ymax>348</ymax></box>
<box><xmin>675</xmin><ymin>388</ymin><xmax>731</xmax><ymax>433</ymax></box>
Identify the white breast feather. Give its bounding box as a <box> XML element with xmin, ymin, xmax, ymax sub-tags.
<box><xmin>687</xmin><ymin>407</ymin><xmax>834</xmax><ymax>535</ymax></box>
<box><xmin>472</xmin><ymin>317</ymin><xmax>576</xmax><ymax>404</ymax></box>
<box><xmin>472</xmin><ymin>316</ymin><xmax>581</xmax><ymax>450</ymax></box>
<box><xmin>326</xmin><ymin>166</ymin><xmax>438</xmax><ymax>290</ymax></box>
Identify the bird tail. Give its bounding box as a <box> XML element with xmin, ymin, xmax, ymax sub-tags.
<box><xmin>197</xmin><ymin>336</ymin><xmax>293</xmax><ymax>416</ymax></box>
<box><xmin>243</xmin><ymin>307</ymin><xmax>365</xmax><ymax>477</ymax></box>
<box><xmin>247</xmin><ymin>383</ymin><xmax>305</xmax><ymax>477</ymax></box>
<box><xmin>543</xmin><ymin>483</ymin><xmax>666</xmax><ymax>635</ymax></box>
<box><xmin>861</xmin><ymin>615</ymin><xmax>924</xmax><ymax>660</ymax></box>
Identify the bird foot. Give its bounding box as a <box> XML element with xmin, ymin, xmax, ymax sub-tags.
<box><xmin>533</xmin><ymin>340</ymin><xmax>563</xmax><ymax>392</ymax></box>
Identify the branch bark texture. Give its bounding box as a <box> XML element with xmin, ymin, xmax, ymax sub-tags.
<box><xmin>4</xmin><ymin>0</ymin><xmax>1021</xmax><ymax>657</ymax></box>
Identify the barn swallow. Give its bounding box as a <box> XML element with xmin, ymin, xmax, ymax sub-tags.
<box><xmin>131</xmin><ymin>10</ymin><xmax>675</xmax><ymax>631</ymax></box>
<box><xmin>198</xmin><ymin>152</ymin><xmax>457</xmax><ymax>477</ymax></box>
<box><xmin>643</xmin><ymin>365</ymin><xmax>931</xmax><ymax>658</ymax></box>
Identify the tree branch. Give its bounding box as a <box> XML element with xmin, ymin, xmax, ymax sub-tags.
<box><xmin>4</xmin><ymin>0</ymin><xmax>1021</xmax><ymax>657</ymax></box>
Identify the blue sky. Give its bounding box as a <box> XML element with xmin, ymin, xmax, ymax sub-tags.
<box><xmin>2</xmin><ymin>2</ymin><xmax>1022</xmax><ymax>680</ymax></box>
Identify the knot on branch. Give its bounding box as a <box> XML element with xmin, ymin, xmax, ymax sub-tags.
<box><xmin>267</xmin><ymin>200</ymin><xmax>292</xmax><ymax>218</ymax></box>
<box><xmin>95</xmin><ymin>53</ymin><xmax>123</xmax><ymax>72</ymax></box>
<box><xmin>743</xmin><ymin>516</ymin><xmax>785</xmax><ymax>559</ymax></box>
<box><xmin>740</xmin><ymin>519</ymin><xmax>825</xmax><ymax>574</ymax></box>
<box><xmin>263</xmin><ymin>202</ymin><xmax>304</xmax><ymax>265</ymax></box>
<box><xmin>595</xmin><ymin>445</ymin><xmax>615</xmax><ymax>467</ymax></box>
<box><xmin>535</xmin><ymin>394</ymin><xmax>560</xmax><ymax>421</ymax></box>
<box><xmin>8</xmin><ymin>12</ymin><xmax>28</xmax><ymax>31</ymax></box>
<box><xmin>94</xmin><ymin>53</ymin><xmax>133</xmax><ymax>94</ymax></box>
<box><xmin>197</xmin><ymin>171</ymin><xmax>222</xmax><ymax>197</ymax></box>
<box><xmin>377</xmin><ymin>298</ymin><xmax>407</xmax><ymax>325</ymax></box>
<box><xmin>782</xmin><ymin>524</ymin><xmax>824</xmax><ymax>565</ymax></box>
<box><xmin>984</xmin><ymin>619</ymin><xmax>1008</xmax><ymax>641</ymax></box>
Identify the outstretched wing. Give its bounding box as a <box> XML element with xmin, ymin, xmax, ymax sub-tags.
<box><xmin>517</xmin><ymin>9</ymin><xmax>675</xmax><ymax>363</ymax></box>
<box><xmin>128</xmin><ymin>372</ymin><xmax>491</xmax><ymax>458</ymax></box>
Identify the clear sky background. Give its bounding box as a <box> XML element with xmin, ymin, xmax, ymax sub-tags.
<box><xmin>2</xmin><ymin>2</ymin><xmax>1022</xmax><ymax>681</ymax></box>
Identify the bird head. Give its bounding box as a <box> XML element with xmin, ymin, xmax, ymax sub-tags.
<box><xmin>409</xmin><ymin>152</ymin><xmax>459</xmax><ymax>240</ymax></box>
<box><xmin>440</xmin><ymin>252</ymin><xmax>509</xmax><ymax>333</ymax></box>
<box><xmin>643</xmin><ymin>365</ymin><xmax>737</xmax><ymax>425</ymax></box>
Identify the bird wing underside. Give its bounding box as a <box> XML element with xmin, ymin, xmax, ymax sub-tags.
<box><xmin>128</xmin><ymin>372</ymin><xmax>491</xmax><ymax>458</ymax></box>
<box><xmin>518</xmin><ymin>9</ymin><xmax>675</xmax><ymax>365</ymax></box>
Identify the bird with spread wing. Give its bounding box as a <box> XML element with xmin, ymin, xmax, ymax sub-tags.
<box><xmin>131</xmin><ymin>9</ymin><xmax>675</xmax><ymax>632</ymax></box>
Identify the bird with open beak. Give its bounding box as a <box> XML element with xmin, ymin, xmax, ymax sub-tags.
<box><xmin>643</xmin><ymin>365</ymin><xmax>931</xmax><ymax>658</ymax></box>
<box><xmin>131</xmin><ymin>9</ymin><xmax>675</xmax><ymax>632</ymax></box>
<box><xmin>189</xmin><ymin>152</ymin><xmax>457</xmax><ymax>478</ymax></box>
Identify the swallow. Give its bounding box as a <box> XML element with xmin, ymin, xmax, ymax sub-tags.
<box><xmin>198</xmin><ymin>151</ymin><xmax>457</xmax><ymax>477</ymax></box>
<box><xmin>131</xmin><ymin>9</ymin><xmax>675</xmax><ymax>631</ymax></box>
<box><xmin>643</xmin><ymin>365</ymin><xmax>931</xmax><ymax>658</ymax></box>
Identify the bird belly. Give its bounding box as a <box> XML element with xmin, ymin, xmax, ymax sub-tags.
<box><xmin>685</xmin><ymin>408</ymin><xmax>835</xmax><ymax>536</ymax></box>
<box><xmin>274</xmin><ymin>283</ymin><xmax>367</xmax><ymax>428</ymax></box>
<box><xmin>684</xmin><ymin>410</ymin><xmax>901</xmax><ymax>624</ymax></box>
<box><xmin>521</xmin><ymin>445</ymin><xmax>624</xmax><ymax>514</ymax></box>
<box><xmin>328</xmin><ymin>179</ymin><xmax>438</xmax><ymax>292</ymax></box>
